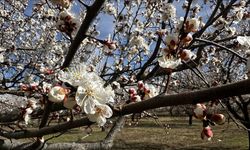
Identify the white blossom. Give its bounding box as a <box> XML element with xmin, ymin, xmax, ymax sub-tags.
<box><xmin>49</xmin><ymin>0</ymin><xmax>72</xmax><ymax>8</ymax></box>
<box><xmin>56</xmin><ymin>11</ymin><xmax>80</xmax><ymax>36</ymax></box>
<box><xmin>87</xmin><ymin>100</ymin><xmax>113</xmax><ymax>126</ymax></box>
<box><xmin>166</xmin><ymin>34</ymin><xmax>179</xmax><ymax>50</ymax></box>
<box><xmin>180</xmin><ymin>49</ymin><xmax>196</xmax><ymax>62</ymax></box>
<box><xmin>130</xmin><ymin>35</ymin><xmax>149</xmax><ymax>50</ymax></box>
<box><xmin>60</xmin><ymin>64</ymin><xmax>114</xmax><ymax>114</ymax></box>
<box><xmin>161</xmin><ymin>3</ymin><xmax>176</xmax><ymax>21</ymax></box>
<box><xmin>143</xmin><ymin>84</ymin><xmax>159</xmax><ymax>100</ymax></box>
<box><xmin>24</xmin><ymin>107</ymin><xmax>33</xmax><ymax>125</ymax></box>
<box><xmin>193</xmin><ymin>103</ymin><xmax>206</xmax><ymax>120</ymax></box>
<box><xmin>75</xmin><ymin>81</ymin><xmax>114</xmax><ymax>114</ymax></box>
<box><xmin>186</xmin><ymin>18</ymin><xmax>200</xmax><ymax>32</ymax></box>
<box><xmin>42</xmin><ymin>82</ymin><xmax>52</xmax><ymax>93</ymax></box>
<box><xmin>58</xmin><ymin>64</ymin><xmax>88</xmax><ymax>87</ymax></box>
<box><xmin>158</xmin><ymin>54</ymin><xmax>181</xmax><ymax>69</ymax></box>
<box><xmin>103</xmin><ymin>3</ymin><xmax>117</xmax><ymax>16</ymax></box>
<box><xmin>237</xmin><ymin>36</ymin><xmax>250</xmax><ymax>48</ymax></box>
<box><xmin>48</xmin><ymin>86</ymin><xmax>67</xmax><ymax>103</ymax></box>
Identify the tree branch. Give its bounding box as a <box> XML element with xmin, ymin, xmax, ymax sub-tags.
<box><xmin>195</xmin><ymin>38</ymin><xmax>247</xmax><ymax>63</ymax></box>
<box><xmin>62</xmin><ymin>0</ymin><xmax>105</xmax><ymax>68</ymax></box>
<box><xmin>120</xmin><ymin>79</ymin><xmax>250</xmax><ymax>114</ymax></box>
<box><xmin>1</xmin><ymin>79</ymin><xmax>250</xmax><ymax>139</ymax></box>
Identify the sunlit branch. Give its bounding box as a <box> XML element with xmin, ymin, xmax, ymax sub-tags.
<box><xmin>1</xmin><ymin>79</ymin><xmax>250</xmax><ymax>139</ymax></box>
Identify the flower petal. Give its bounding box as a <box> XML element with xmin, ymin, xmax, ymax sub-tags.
<box><xmin>75</xmin><ymin>86</ymin><xmax>86</xmax><ymax>106</ymax></box>
<box><xmin>83</xmin><ymin>98</ymin><xmax>97</xmax><ymax>114</ymax></box>
<box><xmin>96</xmin><ymin>116</ymin><xmax>106</xmax><ymax>126</ymax></box>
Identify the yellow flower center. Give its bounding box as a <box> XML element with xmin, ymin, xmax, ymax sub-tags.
<box><xmin>72</xmin><ymin>72</ymin><xmax>82</xmax><ymax>80</ymax></box>
<box><xmin>55</xmin><ymin>87</ymin><xmax>65</xmax><ymax>95</ymax></box>
<box><xmin>85</xmin><ymin>88</ymin><xmax>94</xmax><ymax>97</ymax></box>
<box><xmin>95</xmin><ymin>107</ymin><xmax>103</xmax><ymax>114</ymax></box>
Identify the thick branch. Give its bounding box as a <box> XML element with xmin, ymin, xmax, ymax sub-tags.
<box><xmin>0</xmin><ymin>139</ymin><xmax>101</xmax><ymax>150</ymax></box>
<box><xmin>120</xmin><ymin>79</ymin><xmax>250</xmax><ymax>114</ymax></box>
<box><xmin>1</xmin><ymin>79</ymin><xmax>250</xmax><ymax>139</ymax></box>
<box><xmin>0</xmin><ymin>118</ymin><xmax>93</xmax><ymax>139</ymax></box>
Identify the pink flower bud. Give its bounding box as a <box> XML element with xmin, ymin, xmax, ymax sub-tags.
<box><xmin>201</xmin><ymin>126</ymin><xmax>213</xmax><ymax>140</ymax></box>
<box><xmin>181</xmin><ymin>33</ymin><xmax>193</xmax><ymax>45</ymax></box>
<box><xmin>210</xmin><ymin>114</ymin><xmax>225</xmax><ymax>125</ymax></box>
<box><xmin>180</xmin><ymin>49</ymin><xmax>196</xmax><ymax>62</ymax></box>
<box><xmin>44</xmin><ymin>68</ymin><xmax>54</xmax><ymax>75</ymax></box>
<box><xmin>138</xmin><ymin>81</ymin><xmax>144</xmax><ymax>90</ymax></box>
<box><xmin>143</xmin><ymin>87</ymin><xmax>150</xmax><ymax>94</ymax></box>
<box><xmin>30</xmin><ymin>83</ymin><xmax>38</xmax><ymax>91</ymax></box>
<box><xmin>20</xmin><ymin>84</ymin><xmax>29</xmax><ymax>91</ymax></box>
<box><xmin>130</xmin><ymin>95</ymin><xmax>141</xmax><ymax>102</ymax></box>
<box><xmin>129</xmin><ymin>88</ymin><xmax>136</xmax><ymax>95</ymax></box>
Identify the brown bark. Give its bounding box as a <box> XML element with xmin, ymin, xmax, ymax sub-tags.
<box><xmin>0</xmin><ymin>79</ymin><xmax>250</xmax><ymax>140</ymax></box>
<box><xmin>120</xmin><ymin>79</ymin><xmax>250</xmax><ymax>115</ymax></box>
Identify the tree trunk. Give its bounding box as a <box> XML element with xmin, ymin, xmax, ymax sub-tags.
<box><xmin>248</xmin><ymin>128</ymin><xmax>250</xmax><ymax>150</ymax></box>
<box><xmin>188</xmin><ymin>114</ymin><xmax>193</xmax><ymax>126</ymax></box>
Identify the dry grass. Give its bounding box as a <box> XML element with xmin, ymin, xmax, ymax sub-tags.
<box><xmin>44</xmin><ymin>116</ymin><xmax>248</xmax><ymax>150</ymax></box>
<box><xmin>112</xmin><ymin>117</ymin><xmax>248</xmax><ymax>150</ymax></box>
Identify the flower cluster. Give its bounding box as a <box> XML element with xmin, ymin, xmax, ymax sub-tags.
<box><xmin>237</xmin><ymin>36</ymin><xmax>250</xmax><ymax>48</ymax></box>
<box><xmin>161</xmin><ymin>3</ymin><xmax>176</xmax><ymax>21</ymax></box>
<box><xmin>56</xmin><ymin>11</ymin><xmax>80</xmax><ymax>36</ymax></box>
<box><xmin>130</xmin><ymin>35</ymin><xmax>149</xmax><ymax>51</ymax></box>
<box><xmin>182</xmin><ymin>18</ymin><xmax>200</xmax><ymax>33</ymax></box>
<box><xmin>49</xmin><ymin>0</ymin><xmax>72</xmax><ymax>8</ymax></box>
<box><xmin>48</xmin><ymin>86</ymin><xmax>70</xmax><ymax>103</ymax></box>
<box><xmin>103</xmin><ymin>2</ymin><xmax>117</xmax><ymax>16</ymax></box>
<box><xmin>102</xmin><ymin>34</ymin><xmax>117</xmax><ymax>55</ymax></box>
<box><xmin>193</xmin><ymin>103</ymin><xmax>226</xmax><ymax>140</ymax></box>
<box><xmin>158</xmin><ymin>17</ymin><xmax>199</xmax><ymax>70</ymax></box>
<box><xmin>128</xmin><ymin>81</ymin><xmax>159</xmax><ymax>103</ymax></box>
<box><xmin>49</xmin><ymin>64</ymin><xmax>115</xmax><ymax>126</ymax></box>
<box><xmin>20</xmin><ymin>82</ymin><xmax>39</xmax><ymax>92</ymax></box>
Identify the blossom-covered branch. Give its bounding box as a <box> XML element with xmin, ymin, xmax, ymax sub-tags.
<box><xmin>1</xmin><ymin>79</ymin><xmax>249</xmax><ymax>139</ymax></box>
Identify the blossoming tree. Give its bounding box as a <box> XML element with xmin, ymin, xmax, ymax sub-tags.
<box><xmin>0</xmin><ymin>0</ymin><xmax>250</xmax><ymax>149</ymax></box>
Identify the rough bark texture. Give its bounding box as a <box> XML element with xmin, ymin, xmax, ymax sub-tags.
<box><xmin>120</xmin><ymin>79</ymin><xmax>250</xmax><ymax>115</ymax></box>
<box><xmin>0</xmin><ymin>79</ymin><xmax>250</xmax><ymax>141</ymax></box>
<box><xmin>0</xmin><ymin>117</ymin><xmax>125</xmax><ymax>150</ymax></box>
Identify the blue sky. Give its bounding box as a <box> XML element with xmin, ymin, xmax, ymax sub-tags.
<box><xmin>24</xmin><ymin>0</ymin><xmax>35</xmax><ymax>16</ymax></box>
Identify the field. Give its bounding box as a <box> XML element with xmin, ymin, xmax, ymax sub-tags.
<box><xmin>46</xmin><ymin>116</ymin><xmax>248</xmax><ymax>150</ymax></box>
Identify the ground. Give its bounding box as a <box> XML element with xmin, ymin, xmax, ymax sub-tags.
<box><xmin>44</xmin><ymin>116</ymin><xmax>248</xmax><ymax>150</ymax></box>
